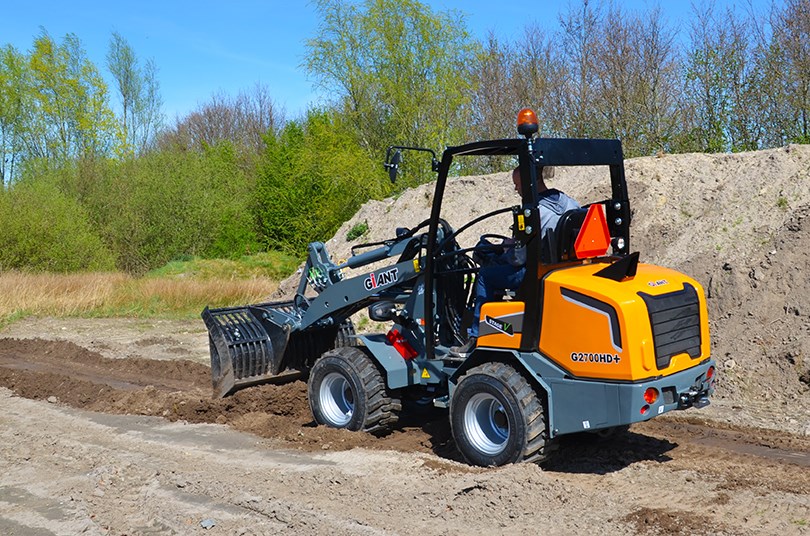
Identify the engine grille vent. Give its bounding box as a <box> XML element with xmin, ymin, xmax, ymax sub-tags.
<box><xmin>638</xmin><ymin>283</ymin><xmax>702</xmax><ymax>370</ymax></box>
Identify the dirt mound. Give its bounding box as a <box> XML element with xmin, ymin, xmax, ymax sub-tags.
<box><xmin>703</xmin><ymin>204</ymin><xmax>810</xmax><ymax>403</ymax></box>
<box><xmin>273</xmin><ymin>144</ymin><xmax>810</xmax><ymax>423</ymax></box>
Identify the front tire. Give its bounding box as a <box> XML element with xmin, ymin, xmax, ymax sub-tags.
<box><xmin>308</xmin><ymin>346</ymin><xmax>400</xmax><ymax>434</ymax></box>
<box><xmin>450</xmin><ymin>362</ymin><xmax>549</xmax><ymax>466</ymax></box>
<box><xmin>334</xmin><ymin>319</ymin><xmax>358</xmax><ymax>348</ymax></box>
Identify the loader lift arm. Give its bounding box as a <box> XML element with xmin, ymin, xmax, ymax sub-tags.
<box><xmin>203</xmin><ymin>215</ymin><xmax>456</xmax><ymax>397</ymax></box>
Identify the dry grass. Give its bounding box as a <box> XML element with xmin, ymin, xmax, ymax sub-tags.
<box><xmin>0</xmin><ymin>271</ymin><xmax>278</xmax><ymax>325</ymax></box>
<box><xmin>0</xmin><ymin>272</ymin><xmax>127</xmax><ymax>319</ymax></box>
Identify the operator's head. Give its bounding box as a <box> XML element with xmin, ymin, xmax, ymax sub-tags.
<box><xmin>511</xmin><ymin>167</ymin><xmax>523</xmax><ymax>196</ymax></box>
<box><xmin>512</xmin><ymin>166</ymin><xmax>549</xmax><ymax>196</ymax></box>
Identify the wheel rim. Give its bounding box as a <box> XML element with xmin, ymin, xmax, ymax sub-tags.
<box><xmin>463</xmin><ymin>392</ymin><xmax>510</xmax><ymax>455</ymax></box>
<box><xmin>319</xmin><ymin>372</ymin><xmax>354</xmax><ymax>426</ymax></box>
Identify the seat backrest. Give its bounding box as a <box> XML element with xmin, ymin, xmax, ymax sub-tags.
<box><xmin>554</xmin><ymin>207</ymin><xmax>589</xmax><ymax>262</ymax></box>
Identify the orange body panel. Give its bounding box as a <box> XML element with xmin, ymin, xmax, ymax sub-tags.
<box><xmin>477</xmin><ymin>301</ymin><xmax>525</xmax><ymax>350</ymax></box>
<box><xmin>538</xmin><ymin>262</ymin><xmax>711</xmax><ymax>381</ymax></box>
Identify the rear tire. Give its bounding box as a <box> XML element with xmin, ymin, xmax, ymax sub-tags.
<box><xmin>308</xmin><ymin>346</ymin><xmax>400</xmax><ymax>434</ymax></box>
<box><xmin>450</xmin><ymin>362</ymin><xmax>549</xmax><ymax>466</ymax></box>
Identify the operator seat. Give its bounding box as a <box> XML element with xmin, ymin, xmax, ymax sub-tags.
<box><xmin>542</xmin><ymin>207</ymin><xmax>589</xmax><ymax>263</ymax></box>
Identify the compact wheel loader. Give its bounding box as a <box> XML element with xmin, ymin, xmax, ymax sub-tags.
<box><xmin>202</xmin><ymin>108</ymin><xmax>716</xmax><ymax>467</ymax></box>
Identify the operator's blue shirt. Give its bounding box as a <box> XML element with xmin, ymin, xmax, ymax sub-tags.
<box><xmin>538</xmin><ymin>188</ymin><xmax>581</xmax><ymax>240</ymax></box>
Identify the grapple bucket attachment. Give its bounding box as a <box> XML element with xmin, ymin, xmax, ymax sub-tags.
<box><xmin>202</xmin><ymin>301</ymin><xmax>355</xmax><ymax>398</ymax></box>
<box><xmin>202</xmin><ymin>302</ymin><xmax>297</xmax><ymax>398</ymax></box>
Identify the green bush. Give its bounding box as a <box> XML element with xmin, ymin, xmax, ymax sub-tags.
<box><xmin>0</xmin><ymin>179</ymin><xmax>115</xmax><ymax>272</ymax></box>
<box><xmin>347</xmin><ymin>220</ymin><xmax>369</xmax><ymax>241</ymax></box>
<box><xmin>255</xmin><ymin>109</ymin><xmax>387</xmax><ymax>256</ymax></box>
<box><xmin>73</xmin><ymin>144</ymin><xmax>261</xmax><ymax>273</ymax></box>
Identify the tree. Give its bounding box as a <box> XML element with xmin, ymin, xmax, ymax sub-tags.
<box><xmin>679</xmin><ymin>3</ymin><xmax>755</xmax><ymax>152</ymax></box>
<box><xmin>590</xmin><ymin>4</ymin><xmax>681</xmax><ymax>156</ymax></box>
<box><xmin>769</xmin><ymin>0</ymin><xmax>810</xmax><ymax>143</ymax></box>
<box><xmin>107</xmin><ymin>31</ymin><xmax>163</xmax><ymax>156</ymax></box>
<box><xmin>468</xmin><ymin>34</ymin><xmax>519</xmax><ymax>155</ymax></box>
<box><xmin>511</xmin><ymin>24</ymin><xmax>568</xmax><ymax>138</ymax></box>
<box><xmin>724</xmin><ymin>10</ymin><xmax>766</xmax><ymax>151</ymax></box>
<box><xmin>558</xmin><ymin>0</ymin><xmax>602</xmax><ymax>138</ymax></box>
<box><xmin>306</xmin><ymin>0</ymin><xmax>480</xmax><ymax>185</ymax></box>
<box><xmin>631</xmin><ymin>6</ymin><xmax>682</xmax><ymax>154</ymax></box>
<box><xmin>466</xmin><ymin>27</ymin><xmax>567</xmax><ymax>173</ymax></box>
<box><xmin>0</xmin><ymin>45</ymin><xmax>27</xmax><ymax>185</ymax></box>
<box><xmin>24</xmin><ymin>30</ymin><xmax>117</xmax><ymax>163</ymax></box>
<box><xmin>158</xmin><ymin>84</ymin><xmax>283</xmax><ymax>157</ymax></box>
<box><xmin>255</xmin><ymin>109</ymin><xmax>384</xmax><ymax>255</ymax></box>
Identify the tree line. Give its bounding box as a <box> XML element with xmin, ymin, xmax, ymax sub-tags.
<box><xmin>0</xmin><ymin>0</ymin><xmax>808</xmax><ymax>273</ymax></box>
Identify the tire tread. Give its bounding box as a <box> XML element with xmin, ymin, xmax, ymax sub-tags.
<box><xmin>454</xmin><ymin>361</ymin><xmax>550</xmax><ymax>464</ymax></box>
<box><xmin>318</xmin><ymin>346</ymin><xmax>400</xmax><ymax>434</ymax></box>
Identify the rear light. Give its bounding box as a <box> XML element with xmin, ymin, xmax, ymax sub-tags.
<box><xmin>643</xmin><ymin>387</ymin><xmax>659</xmax><ymax>404</ymax></box>
<box><xmin>386</xmin><ymin>329</ymin><xmax>418</xmax><ymax>360</ymax></box>
<box><xmin>640</xmin><ymin>404</ymin><xmax>650</xmax><ymax>415</ymax></box>
<box><xmin>706</xmin><ymin>366</ymin><xmax>715</xmax><ymax>381</ymax></box>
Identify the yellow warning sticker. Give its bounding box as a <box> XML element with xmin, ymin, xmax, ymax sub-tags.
<box><xmin>421</xmin><ymin>368</ymin><xmax>431</xmax><ymax>379</ymax></box>
<box><xmin>413</xmin><ymin>258</ymin><xmax>421</xmax><ymax>272</ymax></box>
<box><xmin>517</xmin><ymin>214</ymin><xmax>525</xmax><ymax>231</ymax></box>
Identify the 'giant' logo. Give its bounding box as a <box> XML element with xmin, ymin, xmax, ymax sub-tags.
<box><xmin>364</xmin><ymin>268</ymin><xmax>399</xmax><ymax>291</ymax></box>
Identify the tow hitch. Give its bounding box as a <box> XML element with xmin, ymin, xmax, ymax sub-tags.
<box><xmin>679</xmin><ymin>390</ymin><xmax>711</xmax><ymax>409</ymax></box>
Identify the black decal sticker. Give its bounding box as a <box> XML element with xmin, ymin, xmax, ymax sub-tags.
<box><xmin>484</xmin><ymin>316</ymin><xmax>514</xmax><ymax>336</ymax></box>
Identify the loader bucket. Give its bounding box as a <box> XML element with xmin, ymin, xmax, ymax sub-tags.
<box><xmin>202</xmin><ymin>301</ymin><xmax>355</xmax><ymax>398</ymax></box>
<box><xmin>202</xmin><ymin>302</ymin><xmax>296</xmax><ymax>398</ymax></box>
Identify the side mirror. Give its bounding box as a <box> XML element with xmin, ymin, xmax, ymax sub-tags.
<box><xmin>383</xmin><ymin>145</ymin><xmax>438</xmax><ymax>182</ymax></box>
<box><xmin>385</xmin><ymin>150</ymin><xmax>402</xmax><ymax>183</ymax></box>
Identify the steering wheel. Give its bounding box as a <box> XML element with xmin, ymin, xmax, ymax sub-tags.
<box><xmin>478</xmin><ymin>233</ymin><xmax>511</xmax><ymax>245</ymax></box>
<box><xmin>473</xmin><ymin>234</ymin><xmax>511</xmax><ymax>260</ymax></box>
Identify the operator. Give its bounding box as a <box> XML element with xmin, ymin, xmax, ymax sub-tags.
<box><xmin>450</xmin><ymin>165</ymin><xmax>580</xmax><ymax>357</ymax></box>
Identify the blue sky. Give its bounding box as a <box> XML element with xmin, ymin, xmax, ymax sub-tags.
<box><xmin>3</xmin><ymin>0</ymin><xmax>769</xmax><ymax>122</ymax></box>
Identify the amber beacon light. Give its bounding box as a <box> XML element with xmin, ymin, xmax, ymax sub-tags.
<box><xmin>517</xmin><ymin>108</ymin><xmax>539</xmax><ymax>137</ymax></box>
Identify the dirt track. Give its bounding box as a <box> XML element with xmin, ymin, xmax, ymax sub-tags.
<box><xmin>0</xmin><ymin>331</ymin><xmax>808</xmax><ymax>535</ymax></box>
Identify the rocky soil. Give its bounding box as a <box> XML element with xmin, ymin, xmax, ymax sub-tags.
<box><xmin>1</xmin><ymin>145</ymin><xmax>810</xmax><ymax>535</ymax></box>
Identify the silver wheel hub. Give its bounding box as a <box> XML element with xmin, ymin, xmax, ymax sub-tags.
<box><xmin>320</xmin><ymin>372</ymin><xmax>354</xmax><ymax>426</ymax></box>
<box><xmin>464</xmin><ymin>392</ymin><xmax>509</xmax><ymax>455</ymax></box>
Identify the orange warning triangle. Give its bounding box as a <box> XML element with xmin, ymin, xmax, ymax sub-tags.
<box><xmin>574</xmin><ymin>204</ymin><xmax>611</xmax><ymax>259</ymax></box>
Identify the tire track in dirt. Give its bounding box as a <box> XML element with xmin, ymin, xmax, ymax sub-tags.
<box><xmin>1</xmin><ymin>337</ymin><xmax>807</xmax><ymax>472</ymax></box>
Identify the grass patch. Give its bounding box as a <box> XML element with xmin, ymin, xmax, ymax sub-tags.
<box><xmin>347</xmin><ymin>220</ymin><xmax>369</xmax><ymax>241</ymax></box>
<box><xmin>0</xmin><ymin>272</ymin><xmax>129</xmax><ymax>322</ymax></box>
<box><xmin>0</xmin><ymin>309</ymin><xmax>33</xmax><ymax>331</ymax></box>
<box><xmin>147</xmin><ymin>251</ymin><xmax>299</xmax><ymax>280</ymax></box>
<box><xmin>96</xmin><ymin>277</ymin><xmax>278</xmax><ymax>318</ymax></box>
<box><xmin>0</xmin><ymin>254</ymin><xmax>292</xmax><ymax>326</ymax></box>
